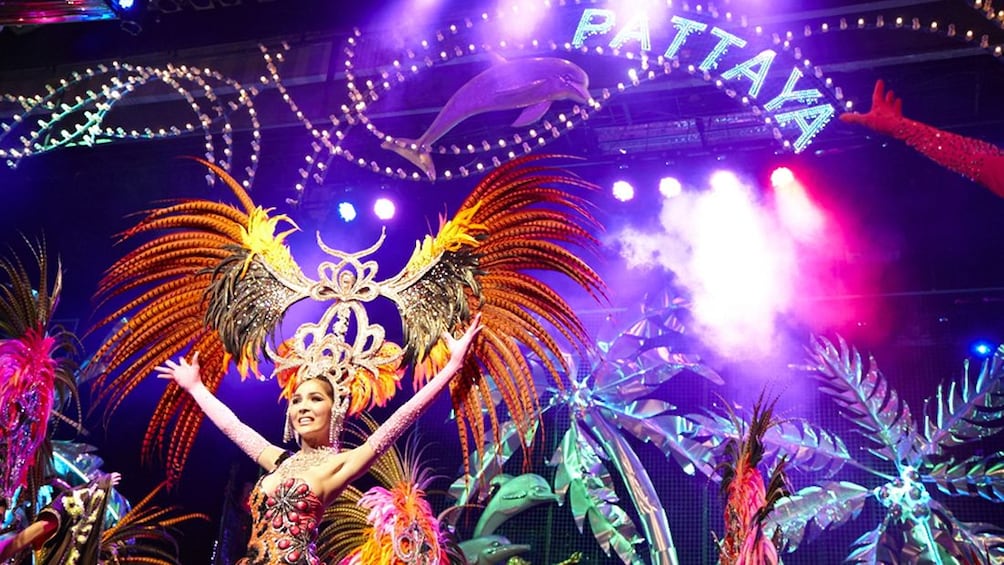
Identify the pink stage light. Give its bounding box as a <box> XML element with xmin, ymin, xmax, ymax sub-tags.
<box><xmin>770</xmin><ymin>166</ymin><xmax>795</xmax><ymax>188</ymax></box>
<box><xmin>373</xmin><ymin>197</ymin><xmax>396</xmax><ymax>220</ymax></box>
<box><xmin>612</xmin><ymin>180</ymin><xmax>635</xmax><ymax>202</ymax></box>
<box><xmin>771</xmin><ymin>167</ymin><xmax>824</xmax><ymax>240</ymax></box>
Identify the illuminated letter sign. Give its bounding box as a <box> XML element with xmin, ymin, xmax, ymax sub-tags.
<box><xmin>569</xmin><ymin>6</ymin><xmax>838</xmax><ymax>152</ymax></box>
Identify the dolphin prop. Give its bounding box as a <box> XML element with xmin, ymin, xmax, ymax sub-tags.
<box><xmin>459</xmin><ymin>535</ymin><xmax>531</xmax><ymax>565</ymax></box>
<box><xmin>382</xmin><ymin>56</ymin><xmax>590</xmax><ymax>180</ymax></box>
<box><xmin>473</xmin><ymin>473</ymin><xmax>559</xmax><ymax>538</ymax></box>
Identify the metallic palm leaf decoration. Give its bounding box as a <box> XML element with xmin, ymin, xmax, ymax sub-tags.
<box><xmin>89</xmin><ymin>154</ymin><xmax>603</xmax><ymax>485</ymax></box>
<box><xmin>686</xmin><ymin>411</ymin><xmax>853</xmax><ymax>478</ymax></box>
<box><xmin>450</xmin><ymin>294</ymin><xmax>724</xmax><ymax>565</ymax></box>
<box><xmin>766</xmin><ymin>336</ymin><xmax>1004</xmax><ymax>563</ymax></box>
<box><xmin>0</xmin><ymin>239</ymin><xmax>79</xmax><ymax>510</ymax></box>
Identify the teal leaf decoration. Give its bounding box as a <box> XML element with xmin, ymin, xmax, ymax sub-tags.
<box><xmin>598</xmin><ymin>402</ymin><xmax>714</xmax><ymax>477</ymax></box>
<box><xmin>926</xmin><ymin>453</ymin><xmax>1004</xmax><ymax>502</ymax></box>
<box><xmin>448</xmin><ymin>419</ymin><xmax>537</xmax><ymax>506</ymax></box>
<box><xmin>845</xmin><ymin>517</ymin><xmax>889</xmax><ymax>564</ymax></box>
<box><xmin>550</xmin><ymin>423</ymin><xmax>644</xmax><ymax>564</ymax></box>
<box><xmin>922</xmin><ymin>346</ymin><xmax>1004</xmax><ymax>456</ymax></box>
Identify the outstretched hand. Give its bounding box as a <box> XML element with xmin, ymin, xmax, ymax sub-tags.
<box><xmin>839</xmin><ymin>79</ymin><xmax>904</xmax><ymax>136</ymax></box>
<box><xmin>445</xmin><ymin>313</ymin><xmax>482</xmax><ymax>367</ymax></box>
<box><xmin>154</xmin><ymin>351</ymin><xmax>204</xmax><ymax>391</ymax></box>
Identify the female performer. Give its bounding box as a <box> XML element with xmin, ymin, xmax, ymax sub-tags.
<box><xmin>154</xmin><ymin>317</ymin><xmax>480</xmax><ymax>565</ymax></box>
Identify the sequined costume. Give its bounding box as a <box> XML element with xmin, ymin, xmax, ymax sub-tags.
<box><xmin>841</xmin><ymin>80</ymin><xmax>1004</xmax><ymax>198</ymax></box>
<box><xmin>32</xmin><ymin>475</ymin><xmax>113</xmax><ymax>565</ymax></box>
<box><xmin>239</xmin><ymin>452</ymin><xmax>325</xmax><ymax>565</ymax></box>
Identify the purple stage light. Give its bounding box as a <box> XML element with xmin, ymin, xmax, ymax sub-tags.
<box><xmin>612</xmin><ymin>180</ymin><xmax>635</xmax><ymax>202</ymax></box>
<box><xmin>373</xmin><ymin>197</ymin><xmax>396</xmax><ymax>220</ymax></box>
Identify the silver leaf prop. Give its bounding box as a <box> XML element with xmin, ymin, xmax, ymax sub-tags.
<box><xmin>926</xmin><ymin>454</ymin><xmax>1004</xmax><ymax>502</ymax></box>
<box><xmin>922</xmin><ymin>345</ymin><xmax>1004</xmax><ymax>457</ymax></box>
<box><xmin>687</xmin><ymin>412</ymin><xmax>852</xmax><ymax>477</ymax></box>
<box><xmin>808</xmin><ymin>336</ymin><xmax>924</xmax><ymax>466</ymax></box>
<box><xmin>766</xmin><ymin>481</ymin><xmax>871</xmax><ymax>551</ymax></box>
<box><xmin>770</xmin><ymin>338</ymin><xmax>1004</xmax><ymax>561</ymax></box>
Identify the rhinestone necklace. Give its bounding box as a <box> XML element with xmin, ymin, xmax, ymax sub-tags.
<box><xmin>275</xmin><ymin>445</ymin><xmax>339</xmax><ymax>482</ymax></box>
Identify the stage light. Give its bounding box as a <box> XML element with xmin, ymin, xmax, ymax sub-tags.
<box><xmin>612</xmin><ymin>180</ymin><xmax>635</xmax><ymax>202</ymax></box>
<box><xmin>971</xmin><ymin>340</ymin><xmax>995</xmax><ymax>358</ymax></box>
<box><xmin>373</xmin><ymin>197</ymin><xmax>396</xmax><ymax>220</ymax></box>
<box><xmin>709</xmin><ymin>170</ymin><xmax>741</xmax><ymax>193</ymax></box>
<box><xmin>771</xmin><ymin>166</ymin><xmax>823</xmax><ymax>240</ymax></box>
<box><xmin>336</xmin><ymin>201</ymin><xmax>357</xmax><ymax>222</ymax></box>
<box><xmin>770</xmin><ymin>166</ymin><xmax>795</xmax><ymax>188</ymax></box>
<box><xmin>114</xmin><ymin>0</ymin><xmax>136</xmax><ymax>9</ymax></box>
<box><xmin>659</xmin><ymin>177</ymin><xmax>682</xmax><ymax>198</ymax></box>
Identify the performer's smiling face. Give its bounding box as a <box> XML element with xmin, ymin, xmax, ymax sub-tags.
<box><xmin>287</xmin><ymin>378</ymin><xmax>334</xmax><ymax>442</ymax></box>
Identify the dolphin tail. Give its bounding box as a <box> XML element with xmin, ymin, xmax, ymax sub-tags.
<box><xmin>381</xmin><ymin>138</ymin><xmax>436</xmax><ymax>180</ymax></box>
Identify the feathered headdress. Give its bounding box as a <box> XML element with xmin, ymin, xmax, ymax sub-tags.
<box><xmin>717</xmin><ymin>394</ymin><xmax>788</xmax><ymax>565</ymax></box>
<box><xmin>0</xmin><ymin>239</ymin><xmax>79</xmax><ymax>508</ymax></box>
<box><xmin>90</xmin><ymin>154</ymin><xmax>604</xmax><ymax>483</ymax></box>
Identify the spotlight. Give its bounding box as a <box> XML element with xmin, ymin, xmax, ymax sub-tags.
<box><xmin>612</xmin><ymin>180</ymin><xmax>635</xmax><ymax>202</ymax></box>
<box><xmin>709</xmin><ymin>170</ymin><xmax>741</xmax><ymax>193</ymax></box>
<box><xmin>336</xmin><ymin>201</ymin><xmax>357</xmax><ymax>222</ymax></box>
<box><xmin>113</xmin><ymin>0</ymin><xmax>136</xmax><ymax>9</ymax></box>
<box><xmin>771</xmin><ymin>166</ymin><xmax>823</xmax><ymax>240</ymax></box>
<box><xmin>373</xmin><ymin>197</ymin><xmax>396</xmax><ymax>221</ymax></box>
<box><xmin>659</xmin><ymin>177</ymin><xmax>682</xmax><ymax>198</ymax></box>
<box><xmin>971</xmin><ymin>340</ymin><xmax>995</xmax><ymax>358</ymax></box>
<box><xmin>770</xmin><ymin>166</ymin><xmax>796</xmax><ymax>188</ymax></box>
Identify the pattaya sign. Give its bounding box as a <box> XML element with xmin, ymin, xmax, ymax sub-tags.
<box><xmin>569</xmin><ymin>7</ymin><xmax>838</xmax><ymax>152</ymax></box>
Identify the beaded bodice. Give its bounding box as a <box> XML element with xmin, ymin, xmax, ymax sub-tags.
<box><xmin>241</xmin><ymin>472</ymin><xmax>326</xmax><ymax>565</ymax></box>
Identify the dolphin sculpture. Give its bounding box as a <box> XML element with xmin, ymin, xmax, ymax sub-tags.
<box><xmin>459</xmin><ymin>535</ymin><xmax>531</xmax><ymax>565</ymax></box>
<box><xmin>473</xmin><ymin>473</ymin><xmax>559</xmax><ymax>538</ymax></box>
<box><xmin>382</xmin><ymin>55</ymin><xmax>591</xmax><ymax>180</ymax></box>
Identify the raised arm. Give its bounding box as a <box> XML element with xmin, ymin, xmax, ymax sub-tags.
<box><xmin>155</xmin><ymin>352</ymin><xmax>285</xmax><ymax>471</ymax></box>
<box><xmin>338</xmin><ymin>316</ymin><xmax>482</xmax><ymax>485</ymax></box>
<box><xmin>841</xmin><ymin>79</ymin><xmax>1004</xmax><ymax>198</ymax></box>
